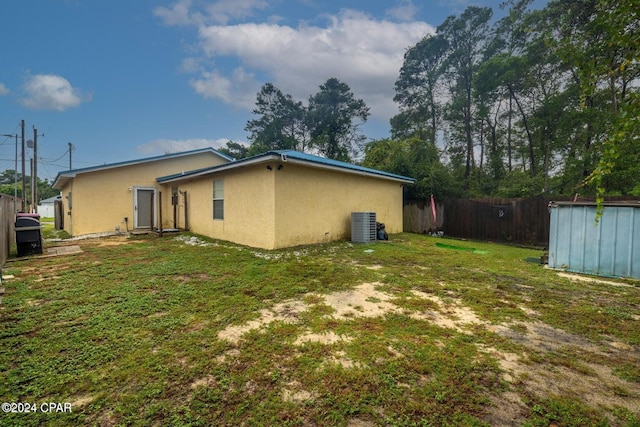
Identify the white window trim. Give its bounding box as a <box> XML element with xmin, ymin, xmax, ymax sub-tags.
<box><xmin>213</xmin><ymin>179</ymin><xmax>224</xmax><ymax>220</ymax></box>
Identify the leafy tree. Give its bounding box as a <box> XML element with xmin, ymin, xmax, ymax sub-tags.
<box><xmin>393</xmin><ymin>34</ymin><xmax>448</xmax><ymax>143</ymax></box>
<box><xmin>536</xmin><ymin>0</ymin><xmax>611</xmax><ymax>191</ymax></box>
<box><xmin>0</xmin><ymin>169</ymin><xmax>20</xmax><ymax>186</ymax></box>
<box><xmin>580</xmin><ymin>0</ymin><xmax>640</xmax><ymax>201</ymax></box>
<box><xmin>245</xmin><ymin>79</ymin><xmax>369</xmax><ymax>162</ymax></box>
<box><xmin>245</xmin><ymin>83</ymin><xmax>307</xmax><ymax>155</ymax></box>
<box><xmin>0</xmin><ymin>169</ymin><xmax>57</xmax><ymax>203</ymax></box>
<box><xmin>438</xmin><ymin>6</ymin><xmax>493</xmax><ymax>190</ymax></box>
<box><xmin>363</xmin><ymin>138</ymin><xmax>460</xmax><ymax>200</ymax></box>
<box><xmin>362</xmin><ymin>139</ymin><xmax>413</xmax><ymax>179</ymax></box>
<box><xmin>38</xmin><ymin>178</ymin><xmax>58</xmax><ymax>201</ymax></box>
<box><xmin>307</xmin><ymin>78</ymin><xmax>370</xmax><ymax>162</ymax></box>
<box><xmin>218</xmin><ymin>141</ymin><xmax>249</xmax><ymax>160</ymax></box>
<box><xmin>387</xmin><ymin>0</ymin><xmax>639</xmax><ymax>201</ymax></box>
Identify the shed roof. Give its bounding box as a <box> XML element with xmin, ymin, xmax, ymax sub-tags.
<box><xmin>157</xmin><ymin>150</ymin><xmax>415</xmax><ymax>184</ymax></box>
<box><xmin>38</xmin><ymin>195</ymin><xmax>62</xmax><ymax>204</ymax></box>
<box><xmin>549</xmin><ymin>200</ymin><xmax>640</xmax><ymax>208</ymax></box>
<box><xmin>52</xmin><ymin>147</ymin><xmax>233</xmax><ymax>189</ymax></box>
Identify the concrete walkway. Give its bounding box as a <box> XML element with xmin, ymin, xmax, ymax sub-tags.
<box><xmin>5</xmin><ymin>245</ymin><xmax>83</xmax><ymax>263</ymax></box>
<box><xmin>45</xmin><ymin>245</ymin><xmax>83</xmax><ymax>256</ymax></box>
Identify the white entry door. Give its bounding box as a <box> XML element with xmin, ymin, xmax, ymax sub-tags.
<box><xmin>135</xmin><ymin>188</ymin><xmax>155</xmax><ymax>229</ymax></box>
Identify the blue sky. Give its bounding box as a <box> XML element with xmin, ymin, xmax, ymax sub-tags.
<box><xmin>1</xmin><ymin>0</ymin><xmax>537</xmax><ymax>181</ymax></box>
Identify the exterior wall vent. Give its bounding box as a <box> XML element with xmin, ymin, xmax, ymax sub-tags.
<box><xmin>351</xmin><ymin>212</ymin><xmax>376</xmax><ymax>243</ymax></box>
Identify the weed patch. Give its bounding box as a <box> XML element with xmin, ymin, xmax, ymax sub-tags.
<box><xmin>1</xmin><ymin>233</ymin><xmax>639</xmax><ymax>426</ymax></box>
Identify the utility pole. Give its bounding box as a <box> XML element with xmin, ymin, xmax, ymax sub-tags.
<box><xmin>68</xmin><ymin>142</ymin><xmax>73</xmax><ymax>169</ymax></box>
<box><xmin>29</xmin><ymin>158</ymin><xmax>33</xmax><ymax>212</ymax></box>
<box><xmin>33</xmin><ymin>128</ymin><xmax>38</xmax><ymax>212</ymax></box>
<box><xmin>21</xmin><ymin>120</ymin><xmax>25</xmax><ymax>212</ymax></box>
<box><xmin>13</xmin><ymin>134</ymin><xmax>17</xmax><ymax>202</ymax></box>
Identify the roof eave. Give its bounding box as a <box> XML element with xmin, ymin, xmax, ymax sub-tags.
<box><xmin>157</xmin><ymin>154</ymin><xmax>279</xmax><ymax>184</ymax></box>
<box><xmin>157</xmin><ymin>153</ymin><xmax>414</xmax><ymax>184</ymax></box>
<box><xmin>53</xmin><ymin>147</ymin><xmax>232</xmax><ymax>188</ymax></box>
<box><xmin>52</xmin><ymin>173</ymin><xmax>76</xmax><ymax>190</ymax></box>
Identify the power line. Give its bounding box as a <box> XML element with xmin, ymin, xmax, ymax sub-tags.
<box><xmin>40</xmin><ymin>150</ymin><xmax>70</xmax><ymax>164</ymax></box>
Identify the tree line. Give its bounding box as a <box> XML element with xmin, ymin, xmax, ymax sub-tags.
<box><xmin>0</xmin><ymin>170</ymin><xmax>58</xmax><ymax>206</ymax></box>
<box><xmin>220</xmin><ymin>0</ymin><xmax>639</xmax><ymax>201</ymax></box>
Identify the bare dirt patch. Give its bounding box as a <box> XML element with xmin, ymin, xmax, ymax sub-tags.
<box><xmin>556</xmin><ymin>272</ymin><xmax>635</xmax><ymax>288</ymax></box>
<box><xmin>485</xmin><ymin>391</ymin><xmax>528</xmax><ymax>426</ymax></box>
<box><xmin>215</xmin><ymin>348</ymin><xmax>240</xmax><ymax>364</ymax></box>
<box><xmin>282</xmin><ymin>381</ymin><xmax>317</xmax><ymax>403</ymax></box>
<box><xmin>324</xmin><ymin>350</ymin><xmax>362</xmax><ymax>369</ymax></box>
<box><xmin>408</xmin><ymin>290</ymin><xmax>484</xmax><ymax>333</ymax></box>
<box><xmin>70</xmin><ymin>394</ymin><xmax>95</xmax><ymax>408</ymax></box>
<box><xmin>173</xmin><ymin>273</ymin><xmax>211</xmax><ymax>283</ymax></box>
<box><xmin>190</xmin><ymin>375</ymin><xmax>216</xmax><ymax>389</ymax></box>
<box><xmin>146</xmin><ymin>311</ymin><xmax>169</xmax><ymax>319</ymax></box>
<box><xmin>346</xmin><ymin>419</ymin><xmax>376</xmax><ymax>427</ymax></box>
<box><xmin>319</xmin><ymin>282</ymin><xmax>401</xmax><ymax>320</ymax></box>
<box><xmin>294</xmin><ymin>331</ymin><xmax>351</xmax><ymax>346</ymax></box>
<box><xmin>484</xmin><ymin>321</ymin><xmax>640</xmax><ymax>423</ymax></box>
<box><xmin>216</xmin><ymin>281</ymin><xmax>640</xmax><ymax>424</ymax></box>
<box><xmin>62</xmin><ymin>233</ymin><xmax>131</xmax><ymax>247</ymax></box>
<box><xmin>217</xmin><ymin>300</ymin><xmax>307</xmax><ymax>344</ymax></box>
<box><xmin>186</xmin><ymin>319</ymin><xmax>209</xmax><ymax>333</ymax></box>
<box><xmin>488</xmin><ymin>321</ymin><xmax>603</xmax><ymax>354</ymax></box>
<box><xmin>217</xmin><ymin>283</ymin><xmax>405</xmax><ymax>344</ymax></box>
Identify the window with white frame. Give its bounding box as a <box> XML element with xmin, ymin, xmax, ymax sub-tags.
<box><xmin>213</xmin><ymin>179</ymin><xmax>224</xmax><ymax>220</ymax></box>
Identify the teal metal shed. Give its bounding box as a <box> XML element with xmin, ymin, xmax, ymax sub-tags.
<box><xmin>548</xmin><ymin>201</ymin><xmax>640</xmax><ymax>279</ymax></box>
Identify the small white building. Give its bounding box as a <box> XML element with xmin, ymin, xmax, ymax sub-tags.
<box><xmin>548</xmin><ymin>201</ymin><xmax>640</xmax><ymax>279</ymax></box>
<box><xmin>37</xmin><ymin>195</ymin><xmax>61</xmax><ymax>218</ymax></box>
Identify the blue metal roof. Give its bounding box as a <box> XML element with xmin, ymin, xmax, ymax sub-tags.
<box><xmin>157</xmin><ymin>150</ymin><xmax>415</xmax><ymax>183</ymax></box>
<box><xmin>53</xmin><ymin>147</ymin><xmax>233</xmax><ymax>189</ymax></box>
<box><xmin>271</xmin><ymin>150</ymin><xmax>415</xmax><ymax>182</ymax></box>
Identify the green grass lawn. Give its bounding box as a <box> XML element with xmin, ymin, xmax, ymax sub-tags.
<box><xmin>1</xmin><ymin>233</ymin><xmax>639</xmax><ymax>426</ymax></box>
<box><xmin>38</xmin><ymin>217</ymin><xmax>70</xmax><ymax>241</ymax></box>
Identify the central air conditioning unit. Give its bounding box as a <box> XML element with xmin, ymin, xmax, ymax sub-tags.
<box><xmin>351</xmin><ymin>212</ymin><xmax>376</xmax><ymax>243</ymax></box>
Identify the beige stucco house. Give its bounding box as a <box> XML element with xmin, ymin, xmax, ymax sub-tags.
<box><xmin>53</xmin><ymin>148</ymin><xmax>414</xmax><ymax>249</ymax></box>
<box><xmin>52</xmin><ymin>148</ymin><xmax>233</xmax><ymax>236</ymax></box>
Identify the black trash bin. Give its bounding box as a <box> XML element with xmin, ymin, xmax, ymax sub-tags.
<box><xmin>15</xmin><ymin>213</ymin><xmax>43</xmax><ymax>256</ymax></box>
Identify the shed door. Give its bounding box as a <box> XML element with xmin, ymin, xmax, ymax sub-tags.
<box><xmin>135</xmin><ymin>189</ymin><xmax>155</xmax><ymax>229</ymax></box>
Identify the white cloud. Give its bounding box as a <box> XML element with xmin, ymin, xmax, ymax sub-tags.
<box><xmin>204</xmin><ymin>0</ymin><xmax>268</xmax><ymax>24</ymax></box>
<box><xmin>135</xmin><ymin>137</ymin><xmax>234</xmax><ymax>155</ymax></box>
<box><xmin>155</xmin><ymin>0</ymin><xmax>268</xmax><ymax>26</ymax></box>
<box><xmin>189</xmin><ymin>67</ymin><xmax>259</xmax><ymax>109</ymax></box>
<box><xmin>0</xmin><ymin>83</ymin><xmax>9</xmax><ymax>96</ymax></box>
<box><xmin>180</xmin><ymin>57</ymin><xmax>203</xmax><ymax>73</ymax></box>
<box><xmin>154</xmin><ymin>0</ymin><xmax>200</xmax><ymax>26</ymax></box>
<box><xmin>386</xmin><ymin>0</ymin><xmax>419</xmax><ymax>22</ymax></box>
<box><xmin>192</xmin><ymin>10</ymin><xmax>434</xmax><ymax>121</ymax></box>
<box><xmin>20</xmin><ymin>74</ymin><xmax>88</xmax><ymax>111</ymax></box>
<box><xmin>157</xmin><ymin>2</ymin><xmax>435</xmax><ymax>124</ymax></box>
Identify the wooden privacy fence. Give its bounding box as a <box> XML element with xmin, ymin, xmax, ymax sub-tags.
<box><xmin>441</xmin><ymin>197</ymin><xmax>551</xmax><ymax>246</ymax></box>
<box><xmin>0</xmin><ymin>194</ymin><xmax>20</xmax><ymax>266</ymax></box>
<box><xmin>403</xmin><ymin>199</ymin><xmax>445</xmax><ymax>235</ymax></box>
<box><xmin>404</xmin><ymin>196</ymin><xmax>640</xmax><ymax>246</ymax></box>
<box><xmin>405</xmin><ymin>197</ymin><xmax>552</xmax><ymax>246</ymax></box>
